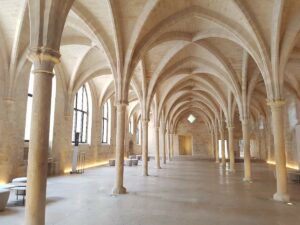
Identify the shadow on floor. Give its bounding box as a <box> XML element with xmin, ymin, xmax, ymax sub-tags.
<box><xmin>0</xmin><ymin>208</ymin><xmax>19</xmax><ymax>216</ymax></box>
<box><xmin>46</xmin><ymin>196</ymin><xmax>66</xmax><ymax>205</ymax></box>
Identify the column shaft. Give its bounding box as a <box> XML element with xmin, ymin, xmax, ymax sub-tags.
<box><xmin>25</xmin><ymin>66</ymin><xmax>54</xmax><ymax>225</ymax></box>
<box><xmin>155</xmin><ymin>127</ymin><xmax>161</xmax><ymax>169</ymax></box>
<box><xmin>269</xmin><ymin>101</ymin><xmax>289</xmax><ymax>202</ymax></box>
<box><xmin>220</xmin><ymin>129</ymin><xmax>226</xmax><ymax>165</ymax></box>
<box><xmin>142</xmin><ymin>120</ymin><xmax>149</xmax><ymax>176</ymax></box>
<box><xmin>161</xmin><ymin>127</ymin><xmax>166</xmax><ymax>164</ymax></box>
<box><xmin>214</xmin><ymin>127</ymin><xmax>220</xmax><ymax>163</ymax></box>
<box><xmin>228</xmin><ymin>126</ymin><xmax>235</xmax><ymax>172</ymax></box>
<box><xmin>168</xmin><ymin>132</ymin><xmax>171</xmax><ymax>161</ymax></box>
<box><xmin>242</xmin><ymin>120</ymin><xmax>252</xmax><ymax>181</ymax></box>
<box><xmin>210</xmin><ymin>130</ymin><xmax>215</xmax><ymax>159</ymax></box>
<box><xmin>112</xmin><ymin>103</ymin><xmax>127</xmax><ymax>194</ymax></box>
<box><xmin>171</xmin><ymin>134</ymin><xmax>174</xmax><ymax>159</ymax></box>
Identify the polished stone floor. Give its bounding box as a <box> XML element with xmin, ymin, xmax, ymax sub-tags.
<box><xmin>1</xmin><ymin>157</ymin><xmax>300</xmax><ymax>225</ymax></box>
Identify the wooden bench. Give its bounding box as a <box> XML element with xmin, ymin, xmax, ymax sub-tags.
<box><xmin>288</xmin><ymin>171</ymin><xmax>300</xmax><ymax>183</ymax></box>
<box><xmin>109</xmin><ymin>159</ymin><xmax>115</xmax><ymax>166</ymax></box>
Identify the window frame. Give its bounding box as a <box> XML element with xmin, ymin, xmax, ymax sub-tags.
<box><xmin>72</xmin><ymin>85</ymin><xmax>89</xmax><ymax>144</ymax></box>
<box><xmin>101</xmin><ymin>100</ymin><xmax>110</xmax><ymax>144</ymax></box>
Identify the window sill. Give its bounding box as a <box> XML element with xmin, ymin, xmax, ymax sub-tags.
<box><xmin>72</xmin><ymin>143</ymin><xmax>90</xmax><ymax>147</ymax></box>
<box><xmin>100</xmin><ymin>143</ymin><xmax>111</xmax><ymax>146</ymax></box>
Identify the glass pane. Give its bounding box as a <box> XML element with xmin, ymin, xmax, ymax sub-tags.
<box><xmin>76</xmin><ymin>111</ymin><xmax>82</xmax><ymax>133</ymax></box>
<box><xmin>82</xmin><ymin>113</ymin><xmax>87</xmax><ymax>142</ymax></box>
<box><xmin>77</xmin><ymin>87</ymin><xmax>83</xmax><ymax>110</ymax></box>
<box><xmin>82</xmin><ymin>89</ymin><xmax>88</xmax><ymax>112</ymax></box>
<box><xmin>24</xmin><ymin>96</ymin><xmax>33</xmax><ymax>140</ymax></box>
<box><xmin>72</xmin><ymin>110</ymin><xmax>76</xmax><ymax>142</ymax></box>
<box><xmin>103</xmin><ymin>120</ymin><xmax>107</xmax><ymax>143</ymax></box>
<box><xmin>28</xmin><ymin>73</ymin><xmax>34</xmax><ymax>95</ymax></box>
<box><xmin>103</xmin><ymin>102</ymin><xmax>107</xmax><ymax>118</ymax></box>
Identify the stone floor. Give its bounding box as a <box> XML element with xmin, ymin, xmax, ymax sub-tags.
<box><xmin>1</xmin><ymin>156</ymin><xmax>300</xmax><ymax>225</ymax></box>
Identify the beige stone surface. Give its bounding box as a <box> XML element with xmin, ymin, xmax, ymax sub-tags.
<box><xmin>1</xmin><ymin>158</ymin><xmax>300</xmax><ymax>225</ymax></box>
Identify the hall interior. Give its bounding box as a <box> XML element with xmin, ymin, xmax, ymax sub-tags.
<box><xmin>1</xmin><ymin>1</ymin><xmax>300</xmax><ymax>225</ymax></box>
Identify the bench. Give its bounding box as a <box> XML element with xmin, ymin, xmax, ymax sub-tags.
<box><xmin>109</xmin><ymin>159</ymin><xmax>115</xmax><ymax>166</ymax></box>
<box><xmin>288</xmin><ymin>171</ymin><xmax>300</xmax><ymax>183</ymax></box>
<box><xmin>124</xmin><ymin>159</ymin><xmax>133</xmax><ymax>166</ymax></box>
<box><xmin>132</xmin><ymin>159</ymin><xmax>138</xmax><ymax>166</ymax></box>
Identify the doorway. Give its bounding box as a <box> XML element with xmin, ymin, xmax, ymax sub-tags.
<box><xmin>179</xmin><ymin>135</ymin><xmax>193</xmax><ymax>155</ymax></box>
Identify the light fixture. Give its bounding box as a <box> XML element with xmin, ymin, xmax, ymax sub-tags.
<box><xmin>187</xmin><ymin>114</ymin><xmax>196</xmax><ymax>123</ymax></box>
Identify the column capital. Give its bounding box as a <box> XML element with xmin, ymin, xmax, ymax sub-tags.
<box><xmin>142</xmin><ymin>119</ymin><xmax>149</xmax><ymax>124</ymax></box>
<box><xmin>28</xmin><ymin>47</ymin><xmax>60</xmax><ymax>65</ymax></box>
<box><xmin>3</xmin><ymin>97</ymin><xmax>15</xmax><ymax>104</ymax></box>
<box><xmin>267</xmin><ymin>100</ymin><xmax>285</xmax><ymax>107</ymax></box>
<box><xmin>227</xmin><ymin>126</ymin><xmax>234</xmax><ymax>130</ymax></box>
<box><xmin>116</xmin><ymin>101</ymin><xmax>128</xmax><ymax>108</ymax></box>
<box><xmin>240</xmin><ymin>117</ymin><xmax>249</xmax><ymax>125</ymax></box>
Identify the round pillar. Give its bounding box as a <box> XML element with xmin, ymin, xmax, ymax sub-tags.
<box><xmin>167</xmin><ymin>132</ymin><xmax>171</xmax><ymax>161</ymax></box>
<box><xmin>220</xmin><ymin>128</ymin><xmax>226</xmax><ymax>166</ymax></box>
<box><xmin>227</xmin><ymin>126</ymin><xmax>235</xmax><ymax>172</ymax></box>
<box><xmin>155</xmin><ymin>127</ymin><xmax>161</xmax><ymax>169</ymax></box>
<box><xmin>161</xmin><ymin>126</ymin><xmax>166</xmax><ymax>164</ymax></box>
<box><xmin>214</xmin><ymin>127</ymin><xmax>220</xmax><ymax>163</ymax></box>
<box><xmin>268</xmin><ymin>100</ymin><xmax>289</xmax><ymax>202</ymax></box>
<box><xmin>241</xmin><ymin>120</ymin><xmax>252</xmax><ymax>182</ymax></box>
<box><xmin>25</xmin><ymin>59</ymin><xmax>55</xmax><ymax>225</ymax></box>
<box><xmin>142</xmin><ymin>120</ymin><xmax>149</xmax><ymax>176</ymax></box>
<box><xmin>112</xmin><ymin>103</ymin><xmax>127</xmax><ymax>194</ymax></box>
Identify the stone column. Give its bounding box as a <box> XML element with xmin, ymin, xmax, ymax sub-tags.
<box><xmin>25</xmin><ymin>58</ymin><xmax>56</xmax><ymax>225</ymax></box>
<box><xmin>227</xmin><ymin>126</ymin><xmax>235</xmax><ymax>172</ymax></box>
<box><xmin>241</xmin><ymin>119</ymin><xmax>252</xmax><ymax>182</ymax></box>
<box><xmin>167</xmin><ymin>132</ymin><xmax>171</xmax><ymax>161</ymax></box>
<box><xmin>112</xmin><ymin>102</ymin><xmax>127</xmax><ymax>194</ymax></box>
<box><xmin>155</xmin><ymin>127</ymin><xmax>161</xmax><ymax>169</ymax></box>
<box><xmin>214</xmin><ymin>127</ymin><xmax>220</xmax><ymax>163</ymax></box>
<box><xmin>220</xmin><ymin>128</ymin><xmax>226</xmax><ymax>165</ymax></box>
<box><xmin>161</xmin><ymin>126</ymin><xmax>166</xmax><ymax>164</ymax></box>
<box><xmin>0</xmin><ymin>99</ymin><xmax>17</xmax><ymax>183</ymax></box>
<box><xmin>268</xmin><ymin>100</ymin><xmax>289</xmax><ymax>202</ymax></box>
<box><xmin>210</xmin><ymin>130</ymin><xmax>215</xmax><ymax>159</ymax></box>
<box><xmin>142</xmin><ymin>119</ymin><xmax>149</xmax><ymax>176</ymax></box>
<box><xmin>171</xmin><ymin>133</ymin><xmax>174</xmax><ymax>159</ymax></box>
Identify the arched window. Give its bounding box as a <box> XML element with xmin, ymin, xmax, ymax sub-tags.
<box><xmin>72</xmin><ymin>85</ymin><xmax>89</xmax><ymax>143</ymax></box>
<box><xmin>102</xmin><ymin>99</ymin><xmax>111</xmax><ymax>144</ymax></box>
<box><xmin>136</xmin><ymin>116</ymin><xmax>141</xmax><ymax>145</ymax></box>
<box><xmin>129</xmin><ymin>115</ymin><xmax>133</xmax><ymax>134</ymax></box>
<box><xmin>25</xmin><ymin>69</ymin><xmax>56</xmax><ymax>142</ymax></box>
<box><xmin>24</xmin><ymin>73</ymin><xmax>34</xmax><ymax>142</ymax></box>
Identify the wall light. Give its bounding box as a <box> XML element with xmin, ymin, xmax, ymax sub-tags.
<box><xmin>267</xmin><ymin>160</ymin><xmax>299</xmax><ymax>170</ymax></box>
<box><xmin>64</xmin><ymin>161</ymin><xmax>109</xmax><ymax>173</ymax></box>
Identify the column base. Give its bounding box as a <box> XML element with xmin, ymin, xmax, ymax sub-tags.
<box><xmin>229</xmin><ymin>169</ymin><xmax>236</xmax><ymax>173</ymax></box>
<box><xmin>273</xmin><ymin>192</ymin><xmax>290</xmax><ymax>202</ymax></box>
<box><xmin>112</xmin><ymin>186</ymin><xmax>127</xmax><ymax>195</ymax></box>
<box><xmin>156</xmin><ymin>166</ymin><xmax>162</xmax><ymax>169</ymax></box>
<box><xmin>243</xmin><ymin>177</ymin><xmax>252</xmax><ymax>183</ymax></box>
<box><xmin>215</xmin><ymin>160</ymin><xmax>220</xmax><ymax>163</ymax></box>
<box><xmin>143</xmin><ymin>172</ymin><xmax>149</xmax><ymax>176</ymax></box>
